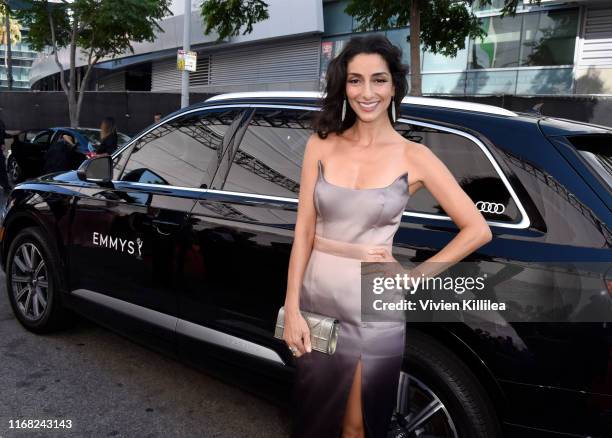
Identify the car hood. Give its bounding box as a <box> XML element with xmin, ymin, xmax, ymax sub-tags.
<box><xmin>38</xmin><ymin>170</ymin><xmax>81</xmax><ymax>184</ymax></box>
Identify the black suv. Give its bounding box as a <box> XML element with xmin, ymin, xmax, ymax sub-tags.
<box><xmin>1</xmin><ymin>92</ymin><xmax>611</xmax><ymax>437</ymax></box>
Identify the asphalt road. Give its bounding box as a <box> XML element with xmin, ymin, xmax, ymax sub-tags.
<box><xmin>0</xmin><ymin>251</ymin><xmax>293</xmax><ymax>438</ymax></box>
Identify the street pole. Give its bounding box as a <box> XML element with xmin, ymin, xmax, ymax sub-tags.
<box><xmin>180</xmin><ymin>0</ymin><xmax>190</xmax><ymax>108</ymax></box>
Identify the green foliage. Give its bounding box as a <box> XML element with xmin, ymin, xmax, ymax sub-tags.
<box><xmin>197</xmin><ymin>1</ymin><xmax>534</xmax><ymax>58</ymax></box>
<box><xmin>200</xmin><ymin>0</ymin><xmax>269</xmax><ymax>40</ymax></box>
<box><xmin>344</xmin><ymin>0</ymin><xmax>529</xmax><ymax>57</ymax></box>
<box><xmin>15</xmin><ymin>0</ymin><xmax>173</xmax><ymax>127</ymax></box>
<box><xmin>16</xmin><ymin>0</ymin><xmax>172</xmax><ymax>58</ymax></box>
<box><xmin>16</xmin><ymin>1</ymin><xmax>71</xmax><ymax>52</ymax></box>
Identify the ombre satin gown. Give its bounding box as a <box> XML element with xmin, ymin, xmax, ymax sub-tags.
<box><xmin>290</xmin><ymin>159</ymin><xmax>410</xmax><ymax>438</ymax></box>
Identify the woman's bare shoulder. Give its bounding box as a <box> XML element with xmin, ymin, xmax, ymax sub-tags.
<box><xmin>400</xmin><ymin>137</ymin><xmax>431</xmax><ymax>161</ymax></box>
<box><xmin>306</xmin><ymin>131</ymin><xmax>340</xmax><ymax>157</ymax></box>
<box><xmin>398</xmin><ymin>137</ymin><xmax>432</xmax><ymax>186</ymax></box>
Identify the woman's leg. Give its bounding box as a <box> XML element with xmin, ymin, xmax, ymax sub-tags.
<box><xmin>341</xmin><ymin>358</ymin><xmax>365</xmax><ymax>438</ymax></box>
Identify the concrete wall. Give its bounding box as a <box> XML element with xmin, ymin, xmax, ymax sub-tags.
<box><xmin>0</xmin><ymin>92</ymin><xmax>610</xmax><ymax>138</ymax></box>
<box><xmin>0</xmin><ymin>92</ymin><xmax>214</xmax><ymax>136</ymax></box>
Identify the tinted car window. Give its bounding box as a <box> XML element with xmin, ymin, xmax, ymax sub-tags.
<box><xmin>26</xmin><ymin>131</ymin><xmax>40</xmax><ymax>141</ymax></box>
<box><xmin>51</xmin><ymin>130</ymin><xmax>74</xmax><ymax>145</ymax></box>
<box><xmin>221</xmin><ymin>108</ymin><xmax>313</xmax><ymax>198</ymax></box>
<box><xmin>114</xmin><ymin>108</ymin><xmax>244</xmax><ymax>188</ymax></box>
<box><xmin>33</xmin><ymin>131</ymin><xmax>51</xmax><ymax>145</ymax></box>
<box><xmin>566</xmin><ymin>134</ymin><xmax>612</xmax><ymax>192</ymax></box>
<box><xmin>78</xmin><ymin>129</ymin><xmax>131</xmax><ymax>147</ymax></box>
<box><xmin>395</xmin><ymin>121</ymin><xmax>521</xmax><ymax>223</ymax></box>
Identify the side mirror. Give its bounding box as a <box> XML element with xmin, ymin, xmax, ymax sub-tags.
<box><xmin>77</xmin><ymin>155</ymin><xmax>112</xmax><ymax>184</ymax></box>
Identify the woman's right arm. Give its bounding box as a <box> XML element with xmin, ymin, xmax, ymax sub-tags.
<box><xmin>282</xmin><ymin>133</ymin><xmax>322</xmax><ymax>357</ymax></box>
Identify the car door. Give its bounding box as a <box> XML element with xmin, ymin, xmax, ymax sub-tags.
<box><xmin>13</xmin><ymin>129</ymin><xmax>53</xmax><ymax>178</ymax></box>
<box><xmin>68</xmin><ymin>106</ymin><xmax>246</xmax><ymax>350</ymax></box>
<box><xmin>51</xmin><ymin>129</ymin><xmax>88</xmax><ymax>169</ymax></box>
<box><xmin>179</xmin><ymin>105</ymin><xmax>314</xmax><ymax>368</ymax></box>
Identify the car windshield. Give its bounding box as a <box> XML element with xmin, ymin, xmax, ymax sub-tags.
<box><xmin>566</xmin><ymin>134</ymin><xmax>612</xmax><ymax>193</ymax></box>
<box><xmin>76</xmin><ymin>129</ymin><xmax>131</xmax><ymax>147</ymax></box>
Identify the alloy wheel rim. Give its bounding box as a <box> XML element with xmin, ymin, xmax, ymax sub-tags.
<box><xmin>11</xmin><ymin>242</ymin><xmax>49</xmax><ymax>321</ymax></box>
<box><xmin>8</xmin><ymin>159</ymin><xmax>20</xmax><ymax>183</ymax></box>
<box><xmin>390</xmin><ymin>371</ymin><xmax>459</xmax><ymax>438</ymax></box>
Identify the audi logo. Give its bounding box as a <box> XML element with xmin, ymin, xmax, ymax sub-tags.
<box><xmin>476</xmin><ymin>201</ymin><xmax>505</xmax><ymax>214</ymax></box>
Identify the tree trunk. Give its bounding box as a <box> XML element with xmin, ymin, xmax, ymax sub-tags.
<box><xmin>68</xmin><ymin>18</ymin><xmax>78</xmax><ymax>127</ymax></box>
<box><xmin>76</xmin><ymin>54</ymin><xmax>99</xmax><ymax>129</ymax></box>
<box><xmin>4</xmin><ymin>6</ymin><xmax>12</xmax><ymax>90</ymax></box>
<box><xmin>409</xmin><ymin>0</ymin><xmax>422</xmax><ymax>96</ymax></box>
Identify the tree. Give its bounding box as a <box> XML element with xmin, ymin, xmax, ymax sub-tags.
<box><xmin>1</xmin><ymin>1</ymin><xmax>21</xmax><ymax>90</ymax></box>
<box><xmin>16</xmin><ymin>0</ymin><xmax>172</xmax><ymax>127</ymax></box>
<box><xmin>200</xmin><ymin>0</ymin><xmax>268</xmax><ymax>40</ymax></box>
<box><xmin>199</xmin><ymin>0</ymin><xmax>540</xmax><ymax>96</ymax></box>
<box><xmin>346</xmin><ymin>0</ymin><xmax>542</xmax><ymax>96</ymax></box>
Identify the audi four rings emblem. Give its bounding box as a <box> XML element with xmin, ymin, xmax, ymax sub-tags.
<box><xmin>476</xmin><ymin>201</ymin><xmax>505</xmax><ymax>214</ymax></box>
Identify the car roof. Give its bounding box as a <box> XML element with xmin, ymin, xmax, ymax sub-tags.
<box><xmin>55</xmin><ymin>127</ymin><xmax>130</xmax><ymax>138</ymax></box>
<box><xmin>205</xmin><ymin>91</ymin><xmax>520</xmax><ymax>117</ymax></box>
<box><xmin>57</xmin><ymin>127</ymin><xmax>98</xmax><ymax>132</ymax></box>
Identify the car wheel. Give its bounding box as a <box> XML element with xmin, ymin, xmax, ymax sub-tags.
<box><xmin>6</xmin><ymin>227</ymin><xmax>74</xmax><ymax>333</ymax></box>
<box><xmin>7</xmin><ymin>156</ymin><xmax>22</xmax><ymax>187</ymax></box>
<box><xmin>388</xmin><ymin>331</ymin><xmax>502</xmax><ymax>438</ymax></box>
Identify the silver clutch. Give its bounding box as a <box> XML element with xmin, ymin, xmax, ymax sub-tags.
<box><xmin>274</xmin><ymin>306</ymin><xmax>340</xmax><ymax>355</ymax></box>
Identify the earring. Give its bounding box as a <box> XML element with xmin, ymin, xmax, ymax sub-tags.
<box><xmin>391</xmin><ymin>98</ymin><xmax>396</xmax><ymax>123</ymax></box>
<box><xmin>341</xmin><ymin>97</ymin><xmax>347</xmax><ymax>122</ymax></box>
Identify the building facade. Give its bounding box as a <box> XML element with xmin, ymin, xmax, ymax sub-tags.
<box><xmin>29</xmin><ymin>0</ymin><xmax>612</xmax><ymax>96</ymax></box>
<box><xmin>1</xmin><ymin>26</ymin><xmax>38</xmax><ymax>90</ymax></box>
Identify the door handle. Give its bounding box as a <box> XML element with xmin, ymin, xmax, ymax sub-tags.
<box><xmin>151</xmin><ymin>219</ymin><xmax>181</xmax><ymax>236</ymax></box>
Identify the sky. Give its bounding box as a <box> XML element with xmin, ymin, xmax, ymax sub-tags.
<box><xmin>169</xmin><ymin>0</ymin><xmax>199</xmax><ymax>16</ymax></box>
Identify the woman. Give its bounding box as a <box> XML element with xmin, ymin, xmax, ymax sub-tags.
<box><xmin>96</xmin><ymin>116</ymin><xmax>118</xmax><ymax>155</ymax></box>
<box><xmin>283</xmin><ymin>35</ymin><xmax>492</xmax><ymax>438</ymax></box>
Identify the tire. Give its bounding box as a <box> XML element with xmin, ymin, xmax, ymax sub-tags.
<box><xmin>7</xmin><ymin>155</ymin><xmax>22</xmax><ymax>187</ymax></box>
<box><xmin>389</xmin><ymin>330</ymin><xmax>502</xmax><ymax>438</ymax></box>
<box><xmin>6</xmin><ymin>226</ymin><xmax>74</xmax><ymax>333</ymax></box>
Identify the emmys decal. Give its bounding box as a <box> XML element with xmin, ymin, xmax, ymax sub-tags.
<box><xmin>92</xmin><ymin>232</ymin><xmax>143</xmax><ymax>257</ymax></box>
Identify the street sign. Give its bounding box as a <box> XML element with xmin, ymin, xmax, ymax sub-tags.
<box><xmin>177</xmin><ymin>50</ymin><xmax>197</xmax><ymax>72</ymax></box>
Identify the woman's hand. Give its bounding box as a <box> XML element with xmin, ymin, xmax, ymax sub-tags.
<box><xmin>364</xmin><ymin>247</ymin><xmax>407</xmax><ymax>278</ymax></box>
<box><xmin>366</xmin><ymin>247</ymin><xmax>395</xmax><ymax>262</ymax></box>
<box><xmin>283</xmin><ymin>308</ymin><xmax>312</xmax><ymax>358</ymax></box>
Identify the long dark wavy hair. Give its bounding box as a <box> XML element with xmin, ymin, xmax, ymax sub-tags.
<box><xmin>312</xmin><ymin>34</ymin><xmax>409</xmax><ymax>139</ymax></box>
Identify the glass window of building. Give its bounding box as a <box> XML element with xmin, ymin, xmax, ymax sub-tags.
<box><xmin>323</xmin><ymin>0</ymin><xmax>353</xmax><ymax>35</ymax></box>
<box><xmin>422</xmin><ymin>73</ymin><xmax>468</xmax><ymax>95</ymax></box>
<box><xmin>385</xmin><ymin>28</ymin><xmax>411</xmax><ymax>67</ymax></box>
<box><xmin>469</xmin><ymin>13</ymin><xmax>522</xmax><ymax>69</ymax></box>
<box><xmin>520</xmin><ymin>8</ymin><xmax>578</xmax><ymax>66</ymax></box>
<box><xmin>422</xmin><ymin>36</ymin><xmax>469</xmax><ymax>72</ymax></box>
<box><xmin>0</xmin><ymin>26</ymin><xmax>38</xmax><ymax>89</ymax></box>
<box><xmin>469</xmin><ymin>9</ymin><xmax>579</xmax><ymax>70</ymax></box>
<box><xmin>472</xmin><ymin>0</ymin><xmax>519</xmax><ymax>13</ymax></box>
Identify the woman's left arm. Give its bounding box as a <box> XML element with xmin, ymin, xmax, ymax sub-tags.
<box><xmin>409</xmin><ymin>144</ymin><xmax>492</xmax><ymax>277</ymax></box>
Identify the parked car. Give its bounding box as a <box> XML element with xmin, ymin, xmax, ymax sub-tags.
<box><xmin>6</xmin><ymin>127</ymin><xmax>130</xmax><ymax>186</ymax></box>
<box><xmin>1</xmin><ymin>92</ymin><xmax>610</xmax><ymax>437</ymax></box>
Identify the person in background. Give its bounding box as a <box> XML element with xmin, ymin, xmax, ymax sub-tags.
<box><xmin>96</xmin><ymin>117</ymin><xmax>118</xmax><ymax>155</ymax></box>
<box><xmin>154</xmin><ymin>112</ymin><xmax>162</xmax><ymax>124</ymax></box>
<box><xmin>43</xmin><ymin>134</ymin><xmax>77</xmax><ymax>175</ymax></box>
<box><xmin>0</xmin><ymin>117</ymin><xmax>11</xmax><ymax>192</ymax></box>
